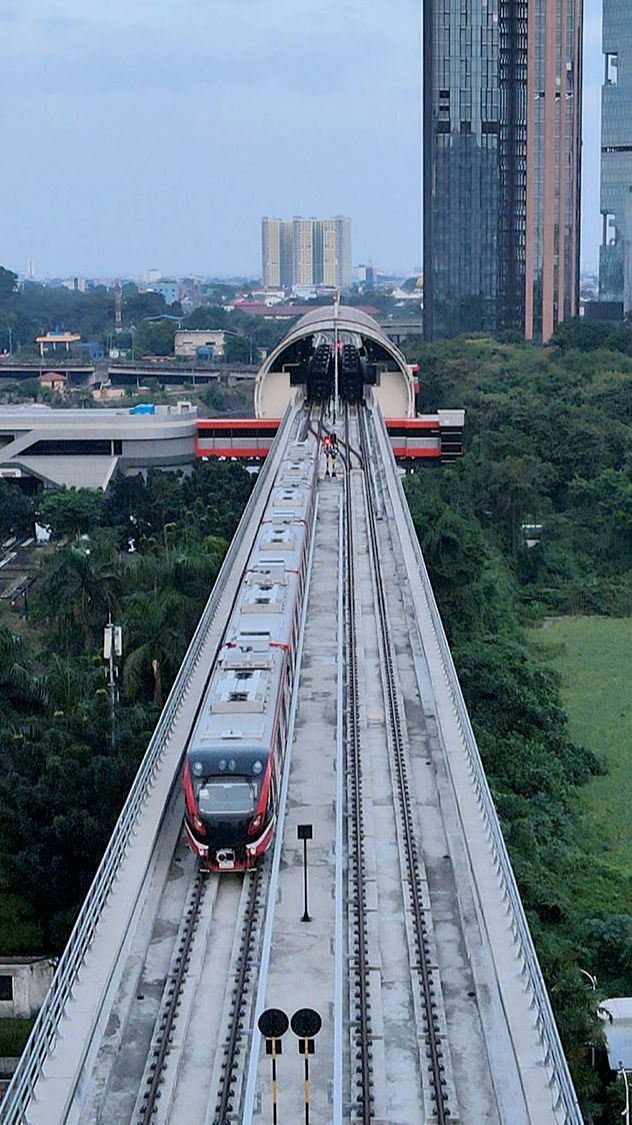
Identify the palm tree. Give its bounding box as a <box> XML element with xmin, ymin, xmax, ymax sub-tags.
<box><xmin>33</xmin><ymin>546</ymin><xmax>121</xmax><ymax>653</ymax></box>
<box><xmin>0</xmin><ymin>625</ymin><xmax>47</xmax><ymax>726</ymax></box>
<box><xmin>121</xmin><ymin>589</ymin><xmax>191</xmax><ymax>706</ymax></box>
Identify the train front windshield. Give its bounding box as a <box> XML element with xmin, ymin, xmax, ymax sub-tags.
<box><xmin>197</xmin><ymin>777</ymin><xmax>259</xmax><ymax>816</ymax></box>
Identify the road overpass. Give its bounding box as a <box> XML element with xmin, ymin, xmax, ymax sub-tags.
<box><xmin>0</xmin><ymin>392</ymin><xmax>580</xmax><ymax>1124</ymax></box>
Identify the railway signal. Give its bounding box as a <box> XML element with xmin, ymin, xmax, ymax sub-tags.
<box><xmin>258</xmin><ymin>1008</ymin><xmax>289</xmax><ymax>1125</ymax></box>
<box><xmin>291</xmin><ymin>1007</ymin><xmax>322</xmax><ymax>1125</ymax></box>
<box><xmin>297</xmin><ymin>823</ymin><xmax>313</xmax><ymax>921</ymax></box>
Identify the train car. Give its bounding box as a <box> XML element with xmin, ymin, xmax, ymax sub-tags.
<box><xmin>183</xmin><ymin>431</ymin><xmax>317</xmax><ymax>871</ymax></box>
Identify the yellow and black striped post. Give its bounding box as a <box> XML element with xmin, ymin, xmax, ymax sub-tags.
<box><xmin>291</xmin><ymin>1007</ymin><xmax>322</xmax><ymax>1125</ymax></box>
<box><xmin>258</xmin><ymin>1007</ymin><xmax>289</xmax><ymax>1124</ymax></box>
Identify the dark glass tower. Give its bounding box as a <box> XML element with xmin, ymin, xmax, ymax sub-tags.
<box><xmin>423</xmin><ymin>0</ymin><xmax>582</xmax><ymax>342</ymax></box>
<box><xmin>599</xmin><ymin>0</ymin><xmax>632</xmax><ymax>305</ymax></box>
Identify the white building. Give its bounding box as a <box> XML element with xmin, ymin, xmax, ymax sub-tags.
<box><xmin>0</xmin><ymin>403</ymin><xmax>197</xmax><ymax>490</ymax></box>
<box><xmin>0</xmin><ymin>959</ymin><xmax>55</xmax><ymax>1020</ymax></box>
<box><xmin>174</xmin><ymin>330</ymin><xmax>226</xmax><ymax>358</ymax></box>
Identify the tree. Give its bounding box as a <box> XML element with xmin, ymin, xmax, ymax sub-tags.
<box><xmin>185</xmin><ymin>304</ymin><xmax>227</xmax><ymax>330</ymax></box>
<box><xmin>122</xmin><ymin>290</ymin><xmax>168</xmax><ymax>325</ymax></box>
<box><xmin>0</xmin><ymin>481</ymin><xmax>34</xmax><ymax>539</ymax></box>
<box><xmin>549</xmin><ymin>317</ymin><xmax>615</xmax><ymax>353</ymax></box>
<box><xmin>0</xmin><ymin>267</ymin><xmax>18</xmax><ymax>303</ymax></box>
<box><xmin>38</xmin><ymin>488</ymin><xmax>106</xmax><ymax>538</ymax></box>
<box><xmin>0</xmin><ymin>626</ymin><xmax>47</xmax><ymax>726</ymax></box>
<box><xmin>224</xmin><ymin>332</ymin><xmax>252</xmax><ymax>364</ymax></box>
<box><xmin>33</xmin><ymin>546</ymin><xmax>121</xmax><ymax>652</ymax></box>
<box><xmin>121</xmin><ymin>589</ymin><xmax>191</xmax><ymax>705</ymax></box>
<box><xmin>134</xmin><ymin>319</ymin><xmax>176</xmax><ymax>357</ymax></box>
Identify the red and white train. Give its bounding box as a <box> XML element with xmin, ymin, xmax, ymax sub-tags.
<box><xmin>183</xmin><ymin>424</ymin><xmax>318</xmax><ymax>871</ymax></box>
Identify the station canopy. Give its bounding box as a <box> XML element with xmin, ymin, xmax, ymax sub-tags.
<box><xmin>254</xmin><ymin>306</ymin><xmax>416</xmax><ymax>419</ymax></box>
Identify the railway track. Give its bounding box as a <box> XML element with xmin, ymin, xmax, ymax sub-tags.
<box><xmin>343</xmin><ymin>407</ymin><xmax>374</xmax><ymax>1123</ymax></box>
<box><xmin>133</xmin><ymin>863</ymin><xmax>266</xmax><ymax>1124</ymax></box>
<box><xmin>343</xmin><ymin>404</ymin><xmax>453</xmax><ymax>1123</ymax></box>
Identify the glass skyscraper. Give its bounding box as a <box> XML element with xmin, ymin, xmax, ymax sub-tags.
<box><xmin>599</xmin><ymin>0</ymin><xmax>632</xmax><ymax>305</ymax></box>
<box><xmin>423</xmin><ymin>0</ymin><xmax>582</xmax><ymax>342</ymax></box>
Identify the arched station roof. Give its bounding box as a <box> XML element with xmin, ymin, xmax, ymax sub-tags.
<box><xmin>254</xmin><ymin>305</ymin><xmax>416</xmax><ymax>419</ymax></box>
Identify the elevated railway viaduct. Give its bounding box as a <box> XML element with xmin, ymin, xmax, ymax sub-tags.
<box><xmin>0</xmin><ymin>309</ymin><xmax>580</xmax><ymax>1124</ymax></box>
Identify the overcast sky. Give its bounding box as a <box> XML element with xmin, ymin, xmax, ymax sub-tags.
<box><xmin>0</xmin><ymin>0</ymin><xmax>603</xmax><ymax>278</ymax></box>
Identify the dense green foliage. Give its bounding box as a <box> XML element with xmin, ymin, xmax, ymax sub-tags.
<box><xmin>0</xmin><ymin>479</ymin><xmax>35</xmax><ymax>539</ymax></box>
<box><xmin>404</xmin><ymin>332</ymin><xmax>632</xmax><ymax>1118</ymax></box>
<box><xmin>0</xmin><ymin>269</ymin><xmax>294</xmax><ymax>359</ymax></box>
<box><xmin>0</xmin><ymin>1018</ymin><xmax>35</xmax><ymax>1057</ymax></box>
<box><xmin>0</xmin><ymin>463</ymin><xmax>253</xmax><ymax>951</ymax></box>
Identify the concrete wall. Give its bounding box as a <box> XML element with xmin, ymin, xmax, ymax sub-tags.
<box><xmin>373</xmin><ymin>370</ymin><xmax>414</xmax><ymax>419</ymax></box>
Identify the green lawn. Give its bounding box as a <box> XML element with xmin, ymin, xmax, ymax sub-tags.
<box><xmin>531</xmin><ymin>616</ymin><xmax>632</xmax><ymax>909</ymax></box>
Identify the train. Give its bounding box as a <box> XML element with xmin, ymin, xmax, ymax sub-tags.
<box><xmin>183</xmin><ymin>422</ymin><xmax>318</xmax><ymax>872</ymax></box>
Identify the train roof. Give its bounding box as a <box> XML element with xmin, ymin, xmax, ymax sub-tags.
<box><xmin>187</xmin><ymin>415</ymin><xmax>318</xmax><ymax>774</ymax></box>
<box><xmin>188</xmin><ymin>641</ymin><xmax>286</xmax><ymax>763</ymax></box>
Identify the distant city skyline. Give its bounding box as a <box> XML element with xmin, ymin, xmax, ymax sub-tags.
<box><xmin>0</xmin><ymin>0</ymin><xmax>605</xmax><ymax>277</ymax></box>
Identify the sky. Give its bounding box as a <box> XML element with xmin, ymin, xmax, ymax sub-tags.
<box><xmin>0</xmin><ymin>0</ymin><xmax>604</xmax><ymax>278</ymax></box>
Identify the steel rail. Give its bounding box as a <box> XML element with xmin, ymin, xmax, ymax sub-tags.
<box><xmin>0</xmin><ymin>403</ymin><xmax>303</xmax><ymax>1125</ymax></box>
<box><xmin>357</xmin><ymin>405</ymin><xmax>450</xmax><ymax>1123</ymax></box>
<box><xmin>369</xmin><ymin>403</ymin><xmax>582</xmax><ymax>1123</ymax></box>
<box><xmin>138</xmin><ymin>869</ymin><xmax>209</xmax><ymax>1120</ymax></box>
<box><xmin>343</xmin><ymin>404</ymin><xmax>373</xmax><ymax>1124</ymax></box>
<box><xmin>138</xmin><ymin>403</ymin><xmax>322</xmax><ymax>1125</ymax></box>
<box><xmin>333</xmin><ymin>490</ymin><xmax>345</xmax><ymax>1123</ymax></box>
<box><xmin>212</xmin><ymin>867</ymin><xmax>265</xmax><ymax>1125</ymax></box>
<box><xmin>241</xmin><ymin>411</ymin><xmax>323</xmax><ymax>1124</ymax></box>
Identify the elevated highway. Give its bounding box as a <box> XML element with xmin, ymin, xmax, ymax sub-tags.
<box><xmin>0</xmin><ymin>390</ymin><xmax>580</xmax><ymax>1124</ymax></box>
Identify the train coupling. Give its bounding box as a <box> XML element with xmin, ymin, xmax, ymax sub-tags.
<box><xmin>216</xmin><ymin>848</ymin><xmax>237</xmax><ymax>870</ymax></box>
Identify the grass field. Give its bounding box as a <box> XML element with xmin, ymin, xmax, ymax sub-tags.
<box><xmin>531</xmin><ymin>616</ymin><xmax>632</xmax><ymax>910</ymax></box>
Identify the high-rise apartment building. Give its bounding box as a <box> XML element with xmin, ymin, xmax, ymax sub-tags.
<box><xmin>599</xmin><ymin>0</ymin><xmax>632</xmax><ymax>307</ymax></box>
<box><xmin>292</xmin><ymin>217</ymin><xmax>317</xmax><ymax>287</ymax></box>
<box><xmin>261</xmin><ymin>218</ymin><xmax>293</xmax><ymax>288</ymax></box>
<box><xmin>261</xmin><ymin>216</ymin><xmax>352</xmax><ymax>290</ymax></box>
<box><xmin>321</xmin><ymin>216</ymin><xmax>352</xmax><ymax>289</ymax></box>
<box><xmin>423</xmin><ymin>0</ymin><xmax>582</xmax><ymax>342</ymax></box>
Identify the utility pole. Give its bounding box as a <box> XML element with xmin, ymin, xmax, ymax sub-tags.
<box><xmin>103</xmin><ymin>615</ymin><xmax>122</xmax><ymax>751</ymax></box>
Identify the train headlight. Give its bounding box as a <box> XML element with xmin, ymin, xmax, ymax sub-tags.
<box><xmin>193</xmin><ymin>815</ymin><xmax>205</xmax><ymax>834</ymax></box>
<box><xmin>252</xmin><ymin>760</ymin><xmax>263</xmax><ymax>774</ymax></box>
<box><xmin>249</xmin><ymin>813</ymin><xmax>263</xmax><ymax>834</ymax></box>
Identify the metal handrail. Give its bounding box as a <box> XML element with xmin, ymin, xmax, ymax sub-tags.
<box><xmin>0</xmin><ymin>406</ymin><xmax>297</xmax><ymax>1124</ymax></box>
<box><xmin>372</xmin><ymin>408</ymin><xmax>582</xmax><ymax>1123</ymax></box>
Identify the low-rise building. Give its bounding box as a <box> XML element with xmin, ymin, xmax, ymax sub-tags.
<box><xmin>39</xmin><ymin>372</ymin><xmax>67</xmax><ymax>395</ymax></box>
<box><xmin>174</xmin><ymin>330</ymin><xmax>226</xmax><ymax>359</ymax></box>
<box><xmin>0</xmin><ymin>403</ymin><xmax>197</xmax><ymax>490</ymax></box>
<box><xmin>0</xmin><ymin>959</ymin><xmax>55</xmax><ymax>1020</ymax></box>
